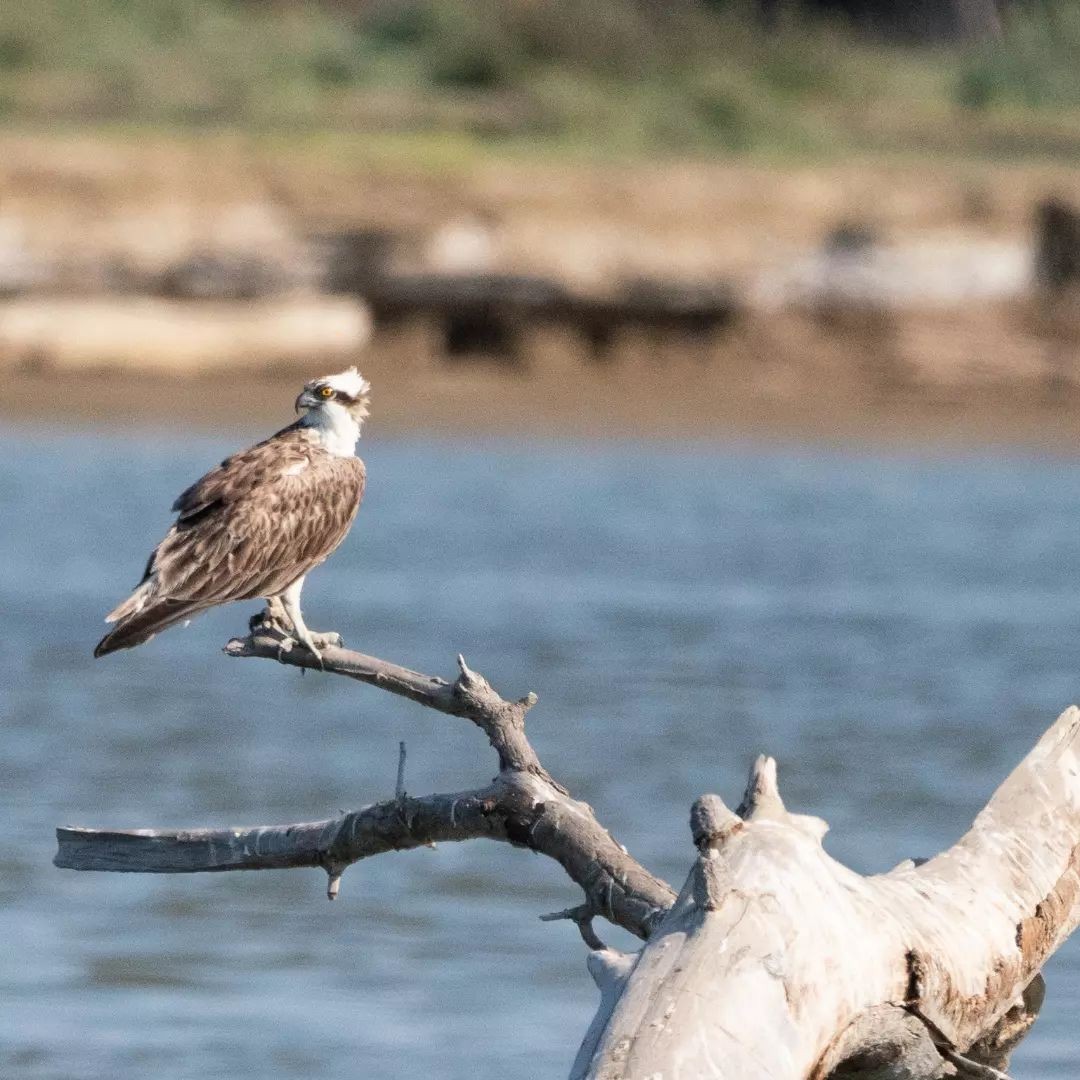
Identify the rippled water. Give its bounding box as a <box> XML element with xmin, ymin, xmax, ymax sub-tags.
<box><xmin>3</xmin><ymin>425</ymin><xmax>1080</xmax><ymax>1079</ymax></box>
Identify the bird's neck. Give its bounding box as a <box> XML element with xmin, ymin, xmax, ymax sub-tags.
<box><xmin>299</xmin><ymin>404</ymin><xmax>360</xmax><ymax>457</ymax></box>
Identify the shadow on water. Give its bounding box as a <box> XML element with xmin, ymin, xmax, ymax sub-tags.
<box><xmin>1</xmin><ymin>425</ymin><xmax>1079</xmax><ymax>1078</ymax></box>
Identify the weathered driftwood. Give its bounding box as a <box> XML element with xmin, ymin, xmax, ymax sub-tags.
<box><xmin>573</xmin><ymin>714</ymin><xmax>1080</xmax><ymax>1080</ymax></box>
<box><xmin>55</xmin><ymin>611</ymin><xmax>1080</xmax><ymax>1079</ymax></box>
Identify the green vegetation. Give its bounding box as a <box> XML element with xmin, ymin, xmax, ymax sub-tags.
<box><xmin>1</xmin><ymin>0</ymin><xmax>1079</xmax><ymax>162</ymax></box>
<box><xmin>958</xmin><ymin>4</ymin><xmax>1080</xmax><ymax>112</ymax></box>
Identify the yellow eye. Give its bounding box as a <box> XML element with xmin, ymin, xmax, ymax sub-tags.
<box><xmin>319</xmin><ymin>386</ymin><xmax>334</xmax><ymax>399</ymax></box>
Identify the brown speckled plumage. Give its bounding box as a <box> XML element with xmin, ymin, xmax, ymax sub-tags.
<box><xmin>95</xmin><ymin>422</ymin><xmax>366</xmax><ymax>656</ymax></box>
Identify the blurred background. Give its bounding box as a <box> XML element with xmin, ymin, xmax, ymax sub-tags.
<box><xmin>4</xmin><ymin>2</ymin><xmax>1080</xmax><ymax>1078</ymax></box>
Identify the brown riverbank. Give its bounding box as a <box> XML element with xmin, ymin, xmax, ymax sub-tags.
<box><xmin>4</xmin><ymin>132</ymin><xmax>1080</xmax><ymax>449</ymax></box>
<box><xmin>4</xmin><ymin>303</ymin><xmax>1080</xmax><ymax>450</ymax></box>
<box><xmin>3</xmin><ymin>131</ymin><xmax>1078</xmax><ymax>292</ymax></box>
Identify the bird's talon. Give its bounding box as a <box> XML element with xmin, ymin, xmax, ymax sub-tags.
<box><xmin>295</xmin><ymin>634</ymin><xmax>328</xmax><ymax>670</ymax></box>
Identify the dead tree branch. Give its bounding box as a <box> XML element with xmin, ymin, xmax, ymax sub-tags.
<box><xmin>226</xmin><ymin>612</ymin><xmax>546</xmax><ymax>775</ymax></box>
<box><xmin>54</xmin><ymin>608</ymin><xmax>1080</xmax><ymax>1078</ymax></box>
<box><xmin>55</xmin><ymin>609</ymin><xmax>675</xmax><ymax>939</ymax></box>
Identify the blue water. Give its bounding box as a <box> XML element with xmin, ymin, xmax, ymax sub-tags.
<box><xmin>2</xmin><ymin>426</ymin><xmax>1080</xmax><ymax>1078</ymax></box>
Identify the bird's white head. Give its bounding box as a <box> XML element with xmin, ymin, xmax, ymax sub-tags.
<box><xmin>295</xmin><ymin>367</ymin><xmax>371</xmax><ymax>455</ymax></box>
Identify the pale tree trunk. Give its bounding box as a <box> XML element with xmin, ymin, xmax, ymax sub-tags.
<box><xmin>56</xmin><ymin>609</ymin><xmax>1080</xmax><ymax>1079</ymax></box>
<box><xmin>574</xmin><ymin>714</ymin><xmax>1077</xmax><ymax>1078</ymax></box>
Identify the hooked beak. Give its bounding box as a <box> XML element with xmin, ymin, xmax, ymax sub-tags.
<box><xmin>295</xmin><ymin>390</ymin><xmax>318</xmax><ymax>413</ymax></box>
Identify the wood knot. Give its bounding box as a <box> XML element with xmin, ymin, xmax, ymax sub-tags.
<box><xmin>904</xmin><ymin>949</ymin><xmax>927</xmax><ymax>1005</ymax></box>
<box><xmin>690</xmin><ymin>794</ymin><xmax>741</xmax><ymax>851</ymax></box>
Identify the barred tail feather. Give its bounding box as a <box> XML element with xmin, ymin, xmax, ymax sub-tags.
<box><xmin>94</xmin><ymin>598</ymin><xmax>207</xmax><ymax>657</ymax></box>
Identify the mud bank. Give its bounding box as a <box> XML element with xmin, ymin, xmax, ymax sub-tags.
<box><xmin>3</xmin><ymin>302</ymin><xmax>1080</xmax><ymax>450</ymax></box>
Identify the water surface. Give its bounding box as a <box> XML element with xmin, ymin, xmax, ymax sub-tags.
<box><xmin>2</xmin><ymin>428</ymin><xmax>1079</xmax><ymax>1078</ymax></box>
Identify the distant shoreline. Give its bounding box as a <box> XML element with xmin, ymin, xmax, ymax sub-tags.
<box><xmin>4</xmin><ymin>131</ymin><xmax>1080</xmax><ymax>458</ymax></box>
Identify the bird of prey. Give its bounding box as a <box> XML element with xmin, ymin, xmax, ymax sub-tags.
<box><xmin>94</xmin><ymin>368</ymin><xmax>370</xmax><ymax>658</ymax></box>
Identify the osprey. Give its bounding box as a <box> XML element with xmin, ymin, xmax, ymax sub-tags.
<box><xmin>94</xmin><ymin>368</ymin><xmax>370</xmax><ymax>658</ymax></box>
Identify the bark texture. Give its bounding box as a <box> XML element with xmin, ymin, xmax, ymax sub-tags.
<box><xmin>54</xmin><ymin>610</ymin><xmax>1080</xmax><ymax>1078</ymax></box>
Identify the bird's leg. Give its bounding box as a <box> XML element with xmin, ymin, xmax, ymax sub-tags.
<box><xmin>265</xmin><ymin>594</ymin><xmax>288</xmax><ymax>625</ymax></box>
<box><xmin>278</xmin><ymin>578</ymin><xmax>342</xmax><ymax>667</ymax></box>
<box><xmin>261</xmin><ymin>595</ymin><xmax>290</xmax><ymax>635</ymax></box>
<box><xmin>254</xmin><ymin>595</ymin><xmax>296</xmax><ymax>661</ymax></box>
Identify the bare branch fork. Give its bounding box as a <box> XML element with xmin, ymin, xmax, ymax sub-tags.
<box><xmin>54</xmin><ymin>608</ymin><xmax>1080</xmax><ymax>1079</ymax></box>
<box><xmin>56</xmin><ymin>609</ymin><xmax>675</xmax><ymax>940</ymax></box>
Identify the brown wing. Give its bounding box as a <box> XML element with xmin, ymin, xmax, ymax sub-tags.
<box><xmin>170</xmin><ymin>422</ymin><xmax>310</xmax><ymax>520</ymax></box>
<box><xmin>95</xmin><ymin>427</ymin><xmax>366</xmax><ymax>655</ymax></box>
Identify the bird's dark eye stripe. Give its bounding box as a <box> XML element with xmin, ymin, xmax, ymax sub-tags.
<box><xmin>311</xmin><ymin>386</ymin><xmax>353</xmax><ymax>403</ymax></box>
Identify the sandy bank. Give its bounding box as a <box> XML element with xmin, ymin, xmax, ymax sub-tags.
<box><xmin>3</xmin><ymin>133</ymin><xmax>1080</xmax><ymax>448</ymax></box>
<box><xmin>3</xmin><ymin>303</ymin><xmax>1079</xmax><ymax>451</ymax></box>
<box><xmin>2</xmin><ymin>131</ymin><xmax>1077</xmax><ymax>292</ymax></box>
